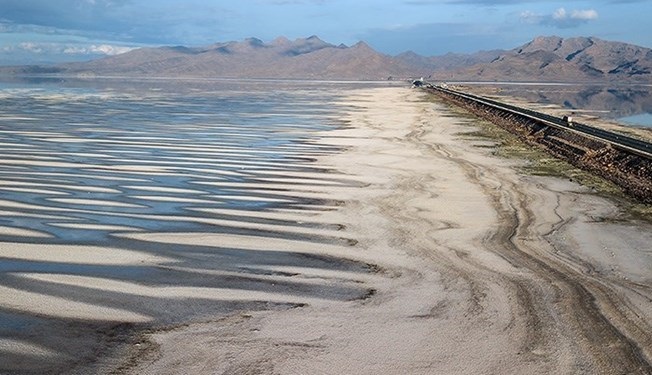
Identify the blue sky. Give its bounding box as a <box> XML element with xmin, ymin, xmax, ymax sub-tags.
<box><xmin>1</xmin><ymin>0</ymin><xmax>651</xmax><ymax>65</ymax></box>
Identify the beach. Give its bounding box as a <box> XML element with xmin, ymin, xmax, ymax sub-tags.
<box><xmin>1</xmin><ymin>86</ymin><xmax>651</xmax><ymax>374</ymax></box>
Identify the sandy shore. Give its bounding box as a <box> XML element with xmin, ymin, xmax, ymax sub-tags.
<box><xmin>120</xmin><ymin>88</ymin><xmax>652</xmax><ymax>374</ymax></box>
<box><xmin>2</xmin><ymin>87</ymin><xmax>651</xmax><ymax>374</ymax></box>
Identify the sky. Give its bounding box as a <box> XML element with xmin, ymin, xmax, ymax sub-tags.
<box><xmin>1</xmin><ymin>0</ymin><xmax>651</xmax><ymax>65</ymax></box>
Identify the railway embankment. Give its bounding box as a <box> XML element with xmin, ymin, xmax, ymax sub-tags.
<box><xmin>424</xmin><ymin>85</ymin><xmax>652</xmax><ymax>204</ymax></box>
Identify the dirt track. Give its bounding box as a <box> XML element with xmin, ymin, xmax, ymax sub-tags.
<box><xmin>122</xmin><ymin>87</ymin><xmax>652</xmax><ymax>374</ymax></box>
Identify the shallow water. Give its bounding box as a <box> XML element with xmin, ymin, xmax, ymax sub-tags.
<box><xmin>0</xmin><ymin>78</ymin><xmax>385</xmax><ymax>372</ymax></box>
<box><xmin>620</xmin><ymin>112</ymin><xmax>652</xmax><ymax>128</ymax></box>
<box><xmin>473</xmin><ymin>83</ymin><xmax>652</xmax><ymax>127</ymax></box>
<box><xmin>0</xmin><ymin>79</ymin><xmax>368</xmax><ymax>243</ymax></box>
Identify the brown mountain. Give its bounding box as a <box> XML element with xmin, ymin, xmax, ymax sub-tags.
<box><xmin>1</xmin><ymin>35</ymin><xmax>650</xmax><ymax>83</ymax></box>
<box><xmin>394</xmin><ymin>50</ymin><xmax>505</xmax><ymax>73</ymax></box>
<box><xmin>50</xmin><ymin>36</ymin><xmax>503</xmax><ymax>80</ymax></box>
<box><xmin>432</xmin><ymin>36</ymin><xmax>652</xmax><ymax>82</ymax></box>
<box><xmin>54</xmin><ymin>36</ymin><xmax>430</xmax><ymax>80</ymax></box>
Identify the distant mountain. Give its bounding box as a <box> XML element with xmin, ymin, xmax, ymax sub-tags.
<box><xmin>432</xmin><ymin>36</ymin><xmax>652</xmax><ymax>82</ymax></box>
<box><xmin>394</xmin><ymin>50</ymin><xmax>505</xmax><ymax>73</ymax></box>
<box><xmin>1</xmin><ymin>35</ymin><xmax>650</xmax><ymax>82</ymax></box>
<box><xmin>47</xmin><ymin>36</ymin><xmax>430</xmax><ymax>80</ymax></box>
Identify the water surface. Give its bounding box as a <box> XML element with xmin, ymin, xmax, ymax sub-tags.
<box><xmin>0</xmin><ymin>78</ymin><xmax>386</xmax><ymax>372</ymax></box>
<box><xmin>0</xmin><ymin>78</ymin><xmax>374</xmax><ymax>243</ymax></box>
<box><xmin>467</xmin><ymin>82</ymin><xmax>652</xmax><ymax>127</ymax></box>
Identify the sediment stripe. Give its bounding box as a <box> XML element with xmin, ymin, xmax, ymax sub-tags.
<box><xmin>0</xmin><ymin>83</ymin><xmax>375</xmax><ymax>373</ymax></box>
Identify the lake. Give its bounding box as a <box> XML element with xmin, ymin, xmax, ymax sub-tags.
<box><xmin>472</xmin><ymin>82</ymin><xmax>652</xmax><ymax>127</ymax></box>
<box><xmin>0</xmin><ymin>77</ymin><xmax>650</xmax><ymax>373</ymax></box>
<box><xmin>0</xmin><ymin>78</ymin><xmax>388</xmax><ymax>373</ymax></box>
<box><xmin>0</xmin><ymin>78</ymin><xmax>377</xmax><ymax>243</ymax></box>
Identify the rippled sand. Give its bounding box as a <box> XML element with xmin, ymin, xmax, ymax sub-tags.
<box><xmin>1</xmin><ymin>86</ymin><xmax>651</xmax><ymax>374</ymax></box>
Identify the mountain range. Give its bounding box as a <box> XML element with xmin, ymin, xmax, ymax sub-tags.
<box><xmin>2</xmin><ymin>36</ymin><xmax>651</xmax><ymax>82</ymax></box>
<box><xmin>431</xmin><ymin>36</ymin><xmax>652</xmax><ymax>83</ymax></box>
<box><xmin>62</xmin><ymin>36</ymin><xmax>424</xmax><ymax>81</ymax></box>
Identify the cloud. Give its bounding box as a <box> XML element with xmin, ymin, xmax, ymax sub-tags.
<box><xmin>13</xmin><ymin>41</ymin><xmax>135</xmax><ymax>56</ymax></box>
<box><xmin>520</xmin><ymin>7</ymin><xmax>599</xmax><ymax>28</ymax></box>
<box><xmin>266</xmin><ymin>0</ymin><xmax>330</xmax><ymax>4</ymax></box>
<box><xmin>410</xmin><ymin>0</ymin><xmax>633</xmax><ymax>4</ymax></box>
<box><xmin>406</xmin><ymin>0</ymin><xmax>581</xmax><ymax>4</ymax></box>
<box><xmin>19</xmin><ymin>42</ymin><xmax>44</xmax><ymax>53</ymax></box>
<box><xmin>63</xmin><ymin>44</ymin><xmax>136</xmax><ymax>55</ymax></box>
<box><xmin>0</xmin><ymin>0</ymin><xmax>226</xmax><ymax>45</ymax></box>
<box><xmin>0</xmin><ymin>0</ymin><xmax>128</xmax><ymax>29</ymax></box>
<box><xmin>568</xmin><ymin>9</ymin><xmax>599</xmax><ymax>20</ymax></box>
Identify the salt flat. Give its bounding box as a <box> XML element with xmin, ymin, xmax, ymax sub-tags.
<box><xmin>0</xmin><ymin>84</ymin><xmax>651</xmax><ymax>374</ymax></box>
<box><xmin>130</xmin><ymin>87</ymin><xmax>652</xmax><ymax>374</ymax></box>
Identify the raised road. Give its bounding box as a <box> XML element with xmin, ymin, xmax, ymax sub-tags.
<box><xmin>424</xmin><ymin>84</ymin><xmax>652</xmax><ymax>160</ymax></box>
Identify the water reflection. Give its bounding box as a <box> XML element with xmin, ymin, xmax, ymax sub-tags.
<box><xmin>0</xmin><ymin>75</ymin><xmax>397</xmax><ymax>94</ymax></box>
<box><xmin>0</xmin><ymin>78</ymin><xmax>376</xmax><ymax>373</ymax></box>
<box><xmin>486</xmin><ymin>84</ymin><xmax>652</xmax><ymax>127</ymax></box>
<box><xmin>620</xmin><ymin>113</ymin><xmax>652</xmax><ymax>127</ymax></box>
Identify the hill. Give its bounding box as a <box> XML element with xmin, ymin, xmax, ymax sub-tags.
<box><xmin>0</xmin><ymin>36</ymin><xmax>505</xmax><ymax>81</ymax></box>
<box><xmin>432</xmin><ymin>36</ymin><xmax>652</xmax><ymax>83</ymax></box>
<box><xmin>1</xmin><ymin>36</ymin><xmax>650</xmax><ymax>83</ymax></box>
<box><xmin>54</xmin><ymin>36</ymin><xmax>429</xmax><ymax>81</ymax></box>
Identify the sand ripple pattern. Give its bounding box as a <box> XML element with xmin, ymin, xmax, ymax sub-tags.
<box><xmin>0</xmin><ymin>82</ymin><xmax>372</xmax><ymax>373</ymax></box>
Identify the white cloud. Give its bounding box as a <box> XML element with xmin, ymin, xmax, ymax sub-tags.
<box><xmin>519</xmin><ymin>10</ymin><xmax>538</xmax><ymax>22</ymax></box>
<box><xmin>62</xmin><ymin>44</ymin><xmax>134</xmax><ymax>55</ymax></box>
<box><xmin>16</xmin><ymin>41</ymin><xmax>135</xmax><ymax>56</ymax></box>
<box><xmin>519</xmin><ymin>7</ymin><xmax>599</xmax><ymax>28</ymax></box>
<box><xmin>552</xmin><ymin>8</ymin><xmax>567</xmax><ymax>20</ymax></box>
<box><xmin>571</xmin><ymin>9</ymin><xmax>599</xmax><ymax>21</ymax></box>
<box><xmin>19</xmin><ymin>42</ymin><xmax>45</xmax><ymax>53</ymax></box>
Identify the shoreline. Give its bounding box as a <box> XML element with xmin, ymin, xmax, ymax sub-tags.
<box><xmin>424</xmin><ymin>85</ymin><xmax>652</xmax><ymax>204</ymax></box>
<box><xmin>454</xmin><ymin>82</ymin><xmax>652</xmax><ymax>136</ymax></box>
<box><xmin>123</xmin><ymin>87</ymin><xmax>651</xmax><ymax>374</ymax></box>
<box><xmin>1</xmin><ymin>86</ymin><xmax>651</xmax><ymax>374</ymax></box>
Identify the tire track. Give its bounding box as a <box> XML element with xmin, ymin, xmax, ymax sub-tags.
<box><xmin>423</xmin><ymin>104</ymin><xmax>652</xmax><ymax>373</ymax></box>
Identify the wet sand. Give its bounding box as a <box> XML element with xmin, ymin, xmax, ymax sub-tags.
<box><xmin>123</xmin><ymin>88</ymin><xmax>652</xmax><ymax>374</ymax></box>
<box><xmin>2</xmin><ymin>87</ymin><xmax>652</xmax><ymax>374</ymax></box>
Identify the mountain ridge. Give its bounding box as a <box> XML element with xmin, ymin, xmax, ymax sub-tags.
<box><xmin>52</xmin><ymin>36</ymin><xmax>426</xmax><ymax>80</ymax></box>
<box><xmin>432</xmin><ymin>36</ymin><xmax>652</xmax><ymax>82</ymax></box>
<box><xmin>1</xmin><ymin>35</ymin><xmax>650</xmax><ymax>82</ymax></box>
